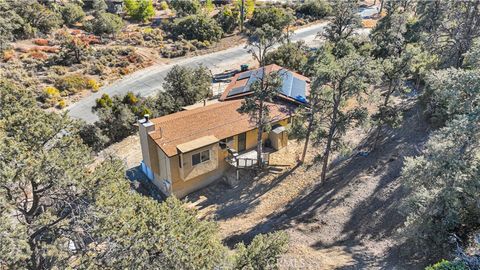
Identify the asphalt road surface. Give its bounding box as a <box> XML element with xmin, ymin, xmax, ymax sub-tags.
<box><xmin>68</xmin><ymin>6</ymin><xmax>377</xmax><ymax>123</ymax></box>
<box><xmin>67</xmin><ymin>22</ymin><xmax>329</xmax><ymax>123</ymax></box>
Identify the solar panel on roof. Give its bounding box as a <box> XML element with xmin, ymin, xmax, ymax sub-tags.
<box><xmin>280</xmin><ymin>71</ymin><xmax>294</xmax><ymax>97</ymax></box>
<box><xmin>238</xmin><ymin>70</ymin><xmax>253</xmax><ymax>80</ymax></box>
<box><xmin>247</xmin><ymin>68</ymin><xmax>264</xmax><ymax>85</ymax></box>
<box><xmin>291</xmin><ymin>77</ymin><xmax>307</xmax><ymax>102</ymax></box>
<box><xmin>227</xmin><ymin>67</ymin><xmax>309</xmax><ymax>103</ymax></box>
<box><xmin>227</xmin><ymin>86</ymin><xmax>247</xmax><ymax>97</ymax></box>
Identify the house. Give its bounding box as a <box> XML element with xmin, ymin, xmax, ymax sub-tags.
<box><xmin>138</xmin><ymin>64</ymin><xmax>310</xmax><ymax>198</ymax></box>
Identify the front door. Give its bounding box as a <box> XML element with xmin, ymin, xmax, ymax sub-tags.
<box><xmin>237</xmin><ymin>132</ymin><xmax>246</xmax><ymax>152</ymax></box>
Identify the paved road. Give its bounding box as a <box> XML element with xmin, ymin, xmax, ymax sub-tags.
<box><xmin>67</xmin><ymin>22</ymin><xmax>329</xmax><ymax>123</ymax></box>
<box><xmin>68</xmin><ymin>7</ymin><xmax>377</xmax><ymax>123</ymax></box>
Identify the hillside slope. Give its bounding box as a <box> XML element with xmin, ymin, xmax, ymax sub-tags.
<box><xmin>225</xmin><ymin>100</ymin><xmax>432</xmax><ymax>269</ymax></box>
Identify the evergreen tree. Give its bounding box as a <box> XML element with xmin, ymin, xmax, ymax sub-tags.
<box><xmin>415</xmin><ymin>0</ymin><xmax>480</xmax><ymax>67</ymax></box>
<box><xmin>0</xmin><ymin>81</ymin><xmax>93</xmax><ymax>269</ymax></box>
<box><xmin>163</xmin><ymin>65</ymin><xmax>212</xmax><ymax>106</ymax></box>
<box><xmin>238</xmin><ymin>72</ymin><xmax>283</xmax><ymax>168</ymax></box>
<box><xmin>312</xmin><ymin>45</ymin><xmax>377</xmax><ymax>182</ymax></box>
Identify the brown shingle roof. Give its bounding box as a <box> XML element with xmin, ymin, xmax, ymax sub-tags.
<box><xmin>219</xmin><ymin>64</ymin><xmax>311</xmax><ymax>102</ymax></box>
<box><xmin>149</xmin><ymin>99</ymin><xmax>295</xmax><ymax>157</ymax></box>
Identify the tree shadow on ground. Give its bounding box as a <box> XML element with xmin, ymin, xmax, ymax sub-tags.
<box><xmin>224</xmin><ymin>102</ymin><xmax>432</xmax><ymax>269</ymax></box>
<box><xmin>187</xmin><ymin>163</ymin><xmax>301</xmax><ymax>221</ymax></box>
<box><xmin>126</xmin><ymin>166</ymin><xmax>166</xmax><ymax>202</ymax></box>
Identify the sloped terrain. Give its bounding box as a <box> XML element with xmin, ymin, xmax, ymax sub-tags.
<box><xmin>191</xmin><ymin>100</ymin><xmax>432</xmax><ymax>269</ymax></box>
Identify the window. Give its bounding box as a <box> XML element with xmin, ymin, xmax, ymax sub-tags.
<box><xmin>220</xmin><ymin>136</ymin><xmax>234</xmax><ymax>149</ymax></box>
<box><xmin>192</xmin><ymin>150</ymin><xmax>210</xmax><ymax>166</ymax></box>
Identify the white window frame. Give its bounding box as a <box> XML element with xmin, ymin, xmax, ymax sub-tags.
<box><xmin>192</xmin><ymin>150</ymin><xmax>210</xmax><ymax>166</ymax></box>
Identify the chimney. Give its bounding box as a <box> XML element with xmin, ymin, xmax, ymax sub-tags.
<box><xmin>138</xmin><ymin>114</ymin><xmax>155</xmax><ymax>179</ymax></box>
<box><xmin>138</xmin><ymin>114</ymin><xmax>155</xmax><ymax>134</ymax></box>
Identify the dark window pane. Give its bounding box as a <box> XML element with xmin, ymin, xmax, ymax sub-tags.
<box><xmin>201</xmin><ymin>150</ymin><xmax>210</xmax><ymax>162</ymax></box>
<box><xmin>192</xmin><ymin>153</ymin><xmax>201</xmax><ymax>166</ymax></box>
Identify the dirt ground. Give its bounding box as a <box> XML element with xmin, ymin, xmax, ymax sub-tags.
<box><xmin>104</xmin><ymin>90</ymin><xmax>432</xmax><ymax>269</ymax></box>
<box><xmin>185</xmin><ymin>99</ymin><xmax>432</xmax><ymax>269</ymax></box>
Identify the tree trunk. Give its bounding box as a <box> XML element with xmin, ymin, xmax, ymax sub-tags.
<box><xmin>257</xmin><ymin>101</ymin><xmax>264</xmax><ymax>169</ymax></box>
<box><xmin>372</xmin><ymin>81</ymin><xmax>393</xmax><ymax>150</ymax></box>
<box><xmin>320</xmin><ymin>99</ymin><xmax>339</xmax><ymax>182</ymax></box>
<box><xmin>320</xmin><ymin>127</ymin><xmax>334</xmax><ymax>183</ymax></box>
<box><xmin>300</xmin><ymin>112</ymin><xmax>314</xmax><ymax>163</ymax></box>
<box><xmin>28</xmin><ymin>237</ymin><xmax>40</xmax><ymax>270</ymax></box>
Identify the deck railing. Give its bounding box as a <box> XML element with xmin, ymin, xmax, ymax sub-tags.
<box><xmin>231</xmin><ymin>152</ymin><xmax>270</xmax><ymax>169</ymax></box>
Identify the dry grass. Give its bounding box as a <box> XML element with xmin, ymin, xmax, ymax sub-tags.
<box><xmin>362</xmin><ymin>19</ymin><xmax>378</xmax><ymax>28</ymax></box>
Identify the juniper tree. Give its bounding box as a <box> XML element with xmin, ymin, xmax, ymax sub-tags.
<box><xmin>312</xmin><ymin>45</ymin><xmax>378</xmax><ymax>182</ymax></box>
<box><xmin>415</xmin><ymin>0</ymin><xmax>480</xmax><ymax>68</ymax></box>
<box><xmin>239</xmin><ymin>24</ymin><xmax>286</xmax><ymax>167</ymax></box>
<box><xmin>322</xmin><ymin>0</ymin><xmax>361</xmax><ymax>58</ymax></box>
<box><xmin>289</xmin><ymin>79</ymin><xmax>324</xmax><ymax>164</ymax></box>
<box><xmin>163</xmin><ymin>64</ymin><xmax>212</xmax><ymax>106</ymax></box>
<box><xmin>401</xmin><ymin>113</ymin><xmax>480</xmax><ymax>249</ymax></box>
<box><xmin>369</xmin><ymin>3</ymin><xmax>411</xmax><ymax>149</ymax></box>
<box><xmin>0</xmin><ymin>81</ymin><xmax>93</xmax><ymax>269</ymax></box>
<box><xmin>0</xmin><ymin>81</ymin><xmax>290</xmax><ymax>269</ymax></box>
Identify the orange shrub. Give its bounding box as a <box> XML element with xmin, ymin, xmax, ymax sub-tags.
<box><xmin>83</xmin><ymin>35</ymin><xmax>101</xmax><ymax>44</ymax></box>
<box><xmin>362</xmin><ymin>19</ymin><xmax>378</xmax><ymax>29</ymax></box>
<box><xmin>33</xmin><ymin>39</ymin><xmax>49</xmax><ymax>46</ymax></box>
<box><xmin>30</xmin><ymin>46</ymin><xmax>60</xmax><ymax>53</ymax></box>
<box><xmin>119</xmin><ymin>67</ymin><xmax>131</xmax><ymax>75</ymax></box>
<box><xmin>71</xmin><ymin>29</ymin><xmax>82</xmax><ymax>35</ymax></box>
<box><xmin>2</xmin><ymin>50</ymin><xmax>15</xmax><ymax>62</ymax></box>
<box><xmin>28</xmin><ymin>51</ymin><xmax>49</xmax><ymax>60</ymax></box>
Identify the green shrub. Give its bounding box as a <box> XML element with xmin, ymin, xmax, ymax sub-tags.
<box><xmin>124</xmin><ymin>0</ymin><xmax>155</xmax><ymax>21</ymax></box>
<box><xmin>14</xmin><ymin>1</ymin><xmax>63</xmax><ymax>34</ymax></box>
<box><xmin>61</xmin><ymin>3</ymin><xmax>85</xmax><ymax>26</ymax></box>
<box><xmin>170</xmin><ymin>0</ymin><xmax>200</xmax><ymax>17</ymax></box>
<box><xmin>248</xmin><ymin>6</ymin><xmax>293</xmax><ymax>32</ymax></box>
<box><xmin>86</xmin><ymin>12</ymin><xmax>124</xmax><ymax>36</ymax></box>
<box><xmin>122</xmin><ymin>92</ymin><xmax>139</xmax><ymax>105</ymax></box>
<box><xmin>172</xmin><ymin>14</ymin><xmax>223</xmax><ymax>42</ymax></box>
<box><xmin>55</xmin><ymin>74</ymin><xmax>90</xmax><ymax>95</ymax></box>
<box><xmin>95</xmin><ymin>94</ymin><xmax>113</xmax><ymax>109</ymax></box>
<box><xmin>234</xmin><ymin>232</ymin><xmax>289</xmax><ymax>269</ymax></box>
<box><xmin>159</xmin><ymin>1</ymin><xmax>169</xmax><ymax>10</ymax></box>
<box><xmin>216</xmin><ymin>6</ymin><xmax>239</xmax><ymax>34</ymax></box>
<box><xmin>163</xmin><ymin>64</ymin><xmax>212</xmax><ymax>106</ymax></box>
<box><xmin>92</xmin><ymin>0</ymin><xmax>108</xmax><ymax>12</ymax></box>
<box><xmin>425</xmin><ymin>259</ymin><xmax>468</xmax><ymax>270</ymax></box>
<box><xmin>295</xmin><ymin>0</ymin><xmax>331</xmax><ymax>19</ymax></box>
<box><xmin>265</xmin><ymin>41</ymin><xmax>310</xmax><ymax>73</ymax></box>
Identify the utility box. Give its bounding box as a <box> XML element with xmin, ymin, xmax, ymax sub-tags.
<box><xmin>269</xmin><ymin>125</ymin><xmax>288</xmax><ymax>150</ymax></box>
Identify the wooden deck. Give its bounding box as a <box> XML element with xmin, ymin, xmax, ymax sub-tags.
<box><xmin>226</xmin><ymin>148</ymin><xmax>273</xmax><ymax>169</ymax></box>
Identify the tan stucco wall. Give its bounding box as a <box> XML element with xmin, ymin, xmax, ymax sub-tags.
<box><xmin>170</xmin><ymin>145</ymin><xmax>229</xmax><ymax>198</ymax></box>
<box><xmin>143</xmin><ymin>117</ymin><xmax>292</xmax><ymax>198</ymax></box>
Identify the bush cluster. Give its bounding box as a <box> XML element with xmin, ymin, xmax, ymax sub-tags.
<box><xmin>55</xmin><ymin>74</ymin><xmax>99</xmax><ymax>95</ymax></box>
<box><xmin>171</xmin><ymin>14</ymin><xmax>223</xmax><ymax>42</ymax></box>
<box><xmin>295</xmin><ymin>0</ymin><xmax>332</xmax><ymax>20</ymax></box>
